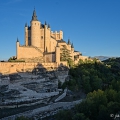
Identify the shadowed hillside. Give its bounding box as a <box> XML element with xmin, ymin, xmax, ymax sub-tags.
<box><xmin>0</xmin><ymin>63</ymin><xmax>69</xmax><ymax>119</ymax></box>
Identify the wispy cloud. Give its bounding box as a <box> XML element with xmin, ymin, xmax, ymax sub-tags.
<box><xmin>6</xmin><ymin>0</ymin><xmax>23</xmax><ymax>5</ymax></box>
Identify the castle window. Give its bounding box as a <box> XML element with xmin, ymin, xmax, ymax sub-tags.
<box><xmin>35</xmin><ymin>23</ymin><xmax>36</xmax><ymax>25</ymax></box>
<box><xmin>28</xmin><ymin>37</ymin><xmax>31</xmax><ymax>40</ymax></box>
<box><xmin>41</xmin><ymin>36</ymin><xmax>43</xmax><ymax>39</ymax></box>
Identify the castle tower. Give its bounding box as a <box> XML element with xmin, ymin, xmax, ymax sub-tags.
<box><xmin>48</xmin><ymin>24</ymin><xmax>51</xmax><ymax>52</ymax></box>
<box><xmin>59</xmin><ymin>30</ymin><xmax>63</xmax><ymax>40</ymax></box>
<box><xmin>68</xmin><ymin>39</ymin><xmax>71</xmax><ymax>45</ymax></box>
<box><xmin>44</xmin><ymin>22</ymin><xmax>51</xmax><ymax>52</ymax></box>
<box><xmin>71</xmin><ymin>42</ymin><xmax>74</xmax><ymax>61</ymax></box>
<box><xmin>31</xmin><ymin>8</ymin><xmax>41</xmax><ymax>48</ymax></box>
<box><xmin>25</xmin><ymin>23</ymin><xmax>28</xmax><ymax>46</ymax></box>
<box><xmin>67</xmin><ymin>39</ymin><xmax>71</xmax><ymax>50</ymax></box>
<box><xmin>16</xmin><ymin>38</ymin><xmax>20</xmax><ymax>59</ymax></box>
<box><xmin>44</xmin><ymin>22</ymin><xmax>47</xmax><ymax>52</ymax></box>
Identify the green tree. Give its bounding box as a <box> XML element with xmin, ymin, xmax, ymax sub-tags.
<box><xmin>55</xmin><ymin>110</ymin><xmax>73</xmax><ymax>120</ymax></box>
<box><xmin>105</xmin><ymin>89</ymin><xmax>117</xmax><ymax>102</ymax></box>
<box><xmin>82</xmin><ymin>75</ymin><xmax>92</xmax><ymax>93</ymax></box>
<box><xmin>90</xmin><ymin>76</ymin><xmax>102</xmax><ymax>91</ymax></box>
<box><xmin>73</xmin><ymin>113</ymin><xmax>89</xmax><ymax>120</ymax></box>
<box><xmin>60</xmin><ymin>45</ymin><xmax>71</xmax><ymax>61</ymax></box>
<box><xmin>98</xmin><ymin>105</ymin><xmax>109</xmax><ymax>120</ymax></box>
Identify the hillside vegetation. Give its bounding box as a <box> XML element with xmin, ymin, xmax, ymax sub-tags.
<box><xmin>56</xmin><ymin>58</ymin><xmax>120</xmax><ymax>120</ymax></box>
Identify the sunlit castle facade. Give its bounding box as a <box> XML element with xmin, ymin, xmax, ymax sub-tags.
<box><xmin>16</xmin><ymin>9</ymin><xmax>85</xmax><ymax>64</ymax></box>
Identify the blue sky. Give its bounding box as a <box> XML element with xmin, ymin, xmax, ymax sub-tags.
<box><xmin>0</xmin><ymin>0</ymin><xmax>120</xmax><ymax>60</ymax></box>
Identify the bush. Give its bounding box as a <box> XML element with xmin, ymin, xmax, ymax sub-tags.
<box><xmin>8</xmin><ymin>60</ymin><xmax>25</xmax><ymax>62</ymax></box>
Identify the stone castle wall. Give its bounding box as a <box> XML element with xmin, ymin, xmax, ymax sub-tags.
<box><xmin>0</xmin><ymin>62</ymin><xmax>67</xmax><ymax>75</ymax></box>
<box><xmin>74</xmin><ymin>56</ymin><xmax>89</xmax><ymax>64</ymax></box>
<box><xmin>17</xmin><ymin>45</ymin><xmax>43</xmax><ymax>59</ymax></box>
<box><xmin>45</xmin><ymin>53</ymin><xmax>56</xmax><ymax>62</ymax></box>
<box><xmin>51</xmin><ymin>30</ymin><xmax>63</xmax><ymax>40</ymax></box>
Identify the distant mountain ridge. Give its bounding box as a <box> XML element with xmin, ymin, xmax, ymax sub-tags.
<box><xmin>94</xmin><ymin>56</ymin><xmax>112</xmax><ymax>61</ymax></box>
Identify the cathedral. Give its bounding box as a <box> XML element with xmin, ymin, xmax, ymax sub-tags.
<box><xmin>16</xmin><ymin>9</ymin><xmax>84</xmax><ymax>64</ymax></box>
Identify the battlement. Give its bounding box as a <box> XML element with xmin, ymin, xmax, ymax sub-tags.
<box><xmin>51</xmin><ymin>30</ymin><xmax>63</xmax><ymax>40</ymax></box>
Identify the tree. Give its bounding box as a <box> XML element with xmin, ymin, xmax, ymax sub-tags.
<box><xmin>105</xmin><ymin>89</ymin><xmax>117</xmax><ymax>102</ymax></box>
<box><xmin>98</xmin><ymin>105</ymin><xmax>108</xmax><ymax>120</ymax></box>
<box><xmin>73</xmin><ymin>113</ymin><xmax>89</xmax><ymax>120</ymax></box>
<box><xmin>60</xmin><ymin>45</ymin><xmax>71</xmax><ymax>61</ymax></box>
<box><xmin>55</xmin><ymin>110</ymin><xmax>73</xmax><ymax>120</ymax></box>
<box><xmin>90</xmin><ymin>76</ymin><xmax>102</xmax><ymax>91</ymax></box>
<box><xmin>82</xmin><ymin>75</ymin><xmax>92</xmax><ymax>93</ymax></box>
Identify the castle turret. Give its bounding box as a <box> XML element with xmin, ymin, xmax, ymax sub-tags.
<box><xmin>25</xmin><ymin>23</ymin><xmax>27</xmax><ymax>27</ymax></box>
<box><xmin>44</xmin><ymin>21</ymin><xmax>50</xmax><ymax>52</ymax></box>
<box><xmin>68</xmin><ymin>39</ymin><xmax>71</xmax><ymax>45</ymax></box>
<box><xmin>48</xmin><ymin>24</ymin><xmax>50</xmax><ymax>29</ymax></box>
<box><xmin>17</xmin><ymin>37</ymin><xmax>19</xmax><ymax>42</ymax></box>
<box><xmin>67</xmin><ymin>39</ymin><xmax>71</xmax><ymax>50</ymax></box>
<box><xmin>59</xmin><ymin>30</ymin><xmax>63</xmax><ymax>40</ymax></box>
<box><xmin>16</xmin><ymin>38</ymin><xmax>20</xmax><ymax>59</ymax></box>
<box><xmin>71</xmin><ymin>42</ymin><xmax>74</xmax><ymax>49</ymax></box>
<box><xmin>55</xmin><ymin>31</ymin><xmax>57</xmax><ymax>39</ymax></box>
<box><xmin>71</xmin><ymin>42</ymin><xmax>74</xmax><ymax>61</ymax></box>
<box><xmin>45</xmin><ymin>21</ymin><xmax>47</xmax><ymax>25</ymax></box>
<box><xmin>25</xmin><ymin>23</ymin><xmax>28</xmax><ymax>46</ymax></box>
<box><xmin>44</xmin><ymin>21</ymin><xmax>47</xmax><ymax>52</ymax></box>
<box><xmin>31</xmin><ymin>8</ymin><xmax>41</xmax><ymax>48</ymax></box>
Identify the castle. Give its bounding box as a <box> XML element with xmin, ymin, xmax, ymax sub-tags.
<box><xmin>16</xmin><ymin>9</ymin><xmax>86</xmax><ymax>64</ymax></box>
<box><xmin>0</xmin><ymin>9</ymin><xmax>88</xmax><ymax>74</ymax></box>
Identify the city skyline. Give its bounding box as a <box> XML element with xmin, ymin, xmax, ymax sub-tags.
<box><xmin>0</xmin><ymin>0</ymin><xmax>120</xmax><ymax>60</ymax></box>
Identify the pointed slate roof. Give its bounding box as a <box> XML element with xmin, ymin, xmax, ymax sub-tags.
<box><xmin>68</xmin><ymin>39</ymin><xmax>71</xmax><ymax>45</ymax></box>
<box><xmin>45</xmin><ymin>21</ymin><xmax>47</xmax><ymax>25</ymax></box>
<box><xmin>57</xmin><ymin>39</ymin><xmax>66</xmax><ymax>43</ymax></box>
<box><xmin>71</xmin><ymin>43</ymin><xmax>74</xmax><ymax>48</ymax></box>
<box><xmin>32</xmin><ymin>8</ymin><xmax>38</xmax><ymax>21</ymax></box>
<box><xmin>48</xmin><ymin>24</ymin><xmax>50</xmax><ymax>28</ymax></box>
<box><xmin>25</xmin><ymin>23</ymin><xmax>27</xmax><ymax>27</ymax></box>
<box><xmin>17</xmin><ymin>37</ymin><xmax>19</xmax><ymax>42</ymax></box>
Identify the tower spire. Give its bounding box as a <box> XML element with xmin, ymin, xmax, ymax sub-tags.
<box><xmin>25</xmin><ymin>22</ymin><xmax>27</xmax><ymax>27</ymax></box>
<box><xmin>48</xmin><ymin>24</ymin><xmax>50</xmax><ymax>28</ymax></box>
<box><xmin>71</xmin><ymin>42</ymin><xmax>74</xmax><ymax>48</ymax></box>
<box><xmin>45</xmin><ymin>21</ymin><xmax>47</xmax><ymax>25</ymax></box>
<box><xmin>68</xmin><ymin>39</ymin><xmax>71</xmax><ymax>45</ymax></box>
<box><xmin>17</xmin><ymin>37</ymin><xmax>19</xmax><ymax>42</ymax></box>
<box><xmin>32</xmin><ymin>8</ymin><xmax>37</xmax><ymax>21</ymax></box>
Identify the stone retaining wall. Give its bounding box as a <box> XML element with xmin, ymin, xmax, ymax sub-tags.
<box><xmin>0</xmin><ymin>62</ymin><xmax>67</xmax><ymax>74</ymax></box>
